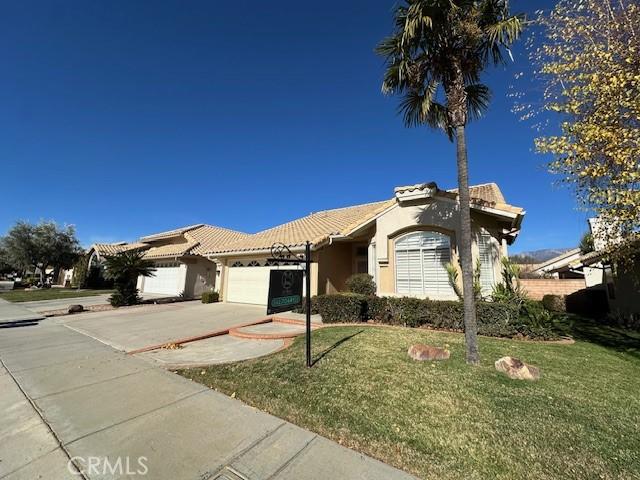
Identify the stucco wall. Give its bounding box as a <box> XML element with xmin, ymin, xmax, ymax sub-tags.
<box><xmin>316</xmin><ymin>243</ymin><xmax>353</xmax><ymax>294</ymax></box>
<box><xmin>183</xmin><ymin>257</ymin><xmax>216</xmax><ymax>298</ymax></box>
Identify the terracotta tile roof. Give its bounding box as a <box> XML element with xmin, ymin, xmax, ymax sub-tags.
<box><xmin>95</xmin><ymin>182</ymin><xmax>523</xmax><ymax>258</ymax></box>
<box><xmin>447</xmin><ymin>183</ymin><xmax>522</xmax><ymax>215</ymax></box>
<box><xmin>187</xmin><ymin>225</ymin><xmax>251</xmax><ymax>256</ymax></box>
<box><xmin>447</xmin><ymin>183</ymin><xmax>502</xmax><ymax>203</ymax></box>
<box><xmin>210</xmin><ymin>199</ymin><xmax>395</xmax><ymax>254</ymax></box>
<box><xmin>135</xmin><ymin>224</ymin><xmax>249</xmax><ymax>259</ymax></box>
<box><xmin>143</xmin><ymin>241</ymin><xmax>198</xmax><ymax>259</ymax></box>
<box><xmin>92</xmin><ymin>242</ymin><xmax>148</xmax><ymax>258</ymax></box>
<box><xmin>139</xmin><ymin>224</ymin><xmax>204</xmax><ymax>242</ymax></box>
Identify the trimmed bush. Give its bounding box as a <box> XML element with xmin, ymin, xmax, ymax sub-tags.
<box><xmin>201</xmin><ymin>291</ymin><xmax>220</xmax><ymax>304</ymax></box>
<box><xmin>314</xmin><ymin>293</ymin><xmax>368</xmax><ymax>323</ymax></box>
<box><xmin>542</xmin><ymin>294</ymin><xmax>566</xmax><ymax>313</ymax></box>
<box><xmin>367</xmin><ymin>296</ymin><xmax>391</xmax><ymax>323</ymax></box>
<box><xmin>293</xmin><ymin>296</ymin><xmax>319</xmax><ymax>315</ymax></box>
<box><xmin>345</xmin><ymin>273</ymin><xmax>376</xmax><ymax>296</ymax></box>
<box><xmin>314</xmin><ymin>293</ymin><xmax>553</xmax><ymax>339</ymax></box>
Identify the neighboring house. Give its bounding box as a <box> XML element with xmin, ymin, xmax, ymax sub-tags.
<box><xmin>533</xmin><ymin>248</ymin><xmax>582</xmax><ymax>277</ymax></box>
<box><xmin>557</xmin><ymin>218</ymin><xmax>640</xmax><ymax>318</ymax></box>
<box><xmin>135</xmin><ymin>224</ymin><xmax>248</xmax><ymax>297</ymax></box>
<box><xmin>86</xmin><ymin>225</ymin><xmax>249</xmax><ymax>297</ymax></box>
<box><xmin>532</xmin><ymin>247</ymin><xmax>604</xmax><ymax>286</ymax></box>
<box><xmin>578</xmin><ymin>247</ymin><xmax>640</xmax><ymax>318</ymax></box>
<box><xmin>87</xmin><ymin>242</ymin><xmax>148</xmax><ymax>270</ymax></box>
<box><xmin>204</xmin><ymin>182</ymin><xmax>525</xmax><ymax>305</ymax></box>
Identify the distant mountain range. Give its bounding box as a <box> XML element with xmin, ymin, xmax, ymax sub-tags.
<box><xmin>510</xmin><ymin>248</ymin><xmax>575</xmax><ymax>263</ymax></box>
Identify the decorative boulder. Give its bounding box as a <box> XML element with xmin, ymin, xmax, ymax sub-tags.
<box><xmin>495</xmin><ymin>356</ymin><xmax>541</xmax><ymax>381</ymax></box>
<box><xmin>68</xmin><ymin>304</ymin><xmax>84</xmax><ymax>314</ymax></box>
<box><xmin>408</xmin><ymin>344</ymin><xmax>450</xmax><ymax>361</ymax></box>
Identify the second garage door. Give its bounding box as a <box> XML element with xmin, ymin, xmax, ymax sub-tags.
<box><xmin>226</xmin><ymin>265</ymin><xmax>303</xmax><ymax>305</ymax></box>
<box><xmin>142</xmin><ymin>263</ymin><xmax>183</xmax><ymax>296</ymax></box>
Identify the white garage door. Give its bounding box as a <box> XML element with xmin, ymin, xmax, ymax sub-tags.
<box><xmin>142</xmin><ymin>263</ymin><xmax>182</xmax><ymax>296</ymax></box>
<box><xmin>226</xmin><ymin>264</ymin><xmax>303</xmax><ymax>305</ymax></box>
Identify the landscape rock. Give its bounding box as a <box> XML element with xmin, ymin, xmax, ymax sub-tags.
<box><xmin>407</xmin><ymin>344</ymin><xmax>450</xmax><ymax>361</ymax></box>
<box><xmin>68</xmin><ymin>304</ymin><xmax>84</xmax><ymax>314</ymax></box>
<box><xmin>495</xmin><ymin>356</ymin><xmax>541</xmax><ymax>380</ymax></box>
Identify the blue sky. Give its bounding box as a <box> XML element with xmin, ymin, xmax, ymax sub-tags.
<box><xmin>0</xmin><ymin>0</ymin><xmax>589</xmax><ymax>253</ymax></box>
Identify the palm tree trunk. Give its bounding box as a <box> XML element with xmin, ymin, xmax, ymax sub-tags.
<box><xmin>455</xmin><ymin>125</ymin><xmax>480</xmax><ymax>365</ymax></box>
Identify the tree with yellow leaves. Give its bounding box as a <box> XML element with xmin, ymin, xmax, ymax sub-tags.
<box><xmin>530</xmin><ymin>0</ymin><xmax>639</xmax><ymax>258</ymax></box>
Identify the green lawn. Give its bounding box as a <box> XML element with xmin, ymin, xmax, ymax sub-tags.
<box><xmin>0</xmin><ymin>288</ymin><xmax>112</xmax><ymax>302</ymax></box>
<box><xmin>179</xmin><ymin>320</ymin><xmax>640</xmax><ymax>480</ymax></box>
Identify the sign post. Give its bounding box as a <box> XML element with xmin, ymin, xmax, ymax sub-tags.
<box><xmin>267</xmin><ymin>241</ymin><xmax>313</xmax><ymax>367</ymax></box>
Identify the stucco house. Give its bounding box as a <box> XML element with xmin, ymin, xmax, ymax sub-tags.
<box><xmin>93</xmin><ymin>181</ymin><xmax>524</xmax><ymax>304</ymax></box>
<box><xmin>548</xmin><ymin>218</ymin><xmax>640</xmax><ymax>318</ymax></box>
<box><xmin>205</xmin><ymin>182</ymin><xmax>525</xmax><ymax>305</ymax></box>
<box><xmin>87</xmin><ymin>225</ymin><xmax>249</xmax><ymax>297</ymax></box>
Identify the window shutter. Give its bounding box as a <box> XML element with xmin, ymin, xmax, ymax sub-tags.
<box><xmin>478</xmin><ymin>233</ymin><xmax>495</xmax><ymax>295</ymax></box>
<box><xmin>395</xmin><ymin>231</ymin><xmax>454</xmax><ymax>297</ymax></box>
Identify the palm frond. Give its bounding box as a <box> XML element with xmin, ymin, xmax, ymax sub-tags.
<box><xmin>398</xmin><ymin>81</ymin><xmax>452</xmax><ymax>137</ymax></box>
<box><xmin>465</xmin><ymin>83</ymin><xmax>491</xmax><ymax>120</ymax></box>
<box><xmin>486</xmin><ymin>15</ymin><xmax>524</xmax><ymax>46</ymax></box>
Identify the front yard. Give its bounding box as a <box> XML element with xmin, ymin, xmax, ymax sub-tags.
<box><xmin>0</xmin><ymin>288</ymin><xmax>112</xmax><ymax>302</ymax></box>
<box><xmin>180</xmin><ymin>321</ymin><xmax>640</xmax><ymax>480</ymax></box>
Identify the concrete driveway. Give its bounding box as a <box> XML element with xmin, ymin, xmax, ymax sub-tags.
<box><xmin>58</xmin><ymin>301</ymin><xmax>268</xmax><ymax>352</ymax></box>
<box><xmin>0</xmin><ymin>304</ymin><xmax>414</xmax><ymax>479</ymax></box>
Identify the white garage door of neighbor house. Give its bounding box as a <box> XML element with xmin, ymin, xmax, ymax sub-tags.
<box><xmin>143</xmin><ymin>264</ymin><xmax>182</xmax><ymax>295</ymax></box>
<box><xmin>226</xmin><ymin>265</ymin><xmax>303</xmax><ymax>305</ymax></box>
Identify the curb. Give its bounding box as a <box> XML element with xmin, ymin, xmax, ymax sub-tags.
<box><xmin>127</xmin><ymin>317</ymin><xmax>274</xmax><ymax>354</ymax></box>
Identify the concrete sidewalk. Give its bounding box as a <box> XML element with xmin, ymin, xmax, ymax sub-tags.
<box><xmin>0</xmin><ymin>298</ymin><xmax>44</xmax><ymax>324</ymax></box>
<box><xmin>0</xmin><ymin>319</ymin><xmax>415</xmax><ymax>479</ymax></box>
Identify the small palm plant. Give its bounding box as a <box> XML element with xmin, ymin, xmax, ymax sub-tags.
<box><xmin>104</xmin><ymin>250</ymin><xmax>155</xmax><ymax>307</ymax></box>
<box><xmin>446</xmin><ymin>259</ymin><xmax>483</xmax><ymax>301</ymax></box>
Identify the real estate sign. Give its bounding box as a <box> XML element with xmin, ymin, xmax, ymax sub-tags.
<box><xmin>267</xmin><ymin>270</ymin><xmax>303</xmax><ymax>315</ymax></box>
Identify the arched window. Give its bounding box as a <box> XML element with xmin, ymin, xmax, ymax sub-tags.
<box><xmin>231</xmin><ymin>261</ymin><xmax>244</xmax><ymax>267</ymax></box>
<box><xmin>247</xmin><ymin>260</ymin><xmax>261</xmax><ymax>267</ymax></box>
<box><xmin>395</xmin><ymin>231</ymin><xmax>453</xmax><ymax>297</ymax></box>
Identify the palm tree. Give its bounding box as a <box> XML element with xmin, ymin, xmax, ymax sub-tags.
<box><xmin>104</xmin><ymin>250</ymin><xmax>155</xmax><ymax>306</ymax></box>
<box><xmin>377</xmin><ymin>0</ymin><xmax>523</xmax><ymax>364</ymax></box>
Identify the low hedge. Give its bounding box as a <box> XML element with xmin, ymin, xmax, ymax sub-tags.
<box><xmin>314</xmin><ymin>293</ymin><xmax>555</xmax><ymax>339</ymax></box>
<box><xmin>315</xmin><ymin>293</ymin><xmax>368</xmax><ymax>323</ymax></box>
<box><xmin>201</xmin><ymin>291</ymin><xmax>220</xmax><ymax>304</ymax></box>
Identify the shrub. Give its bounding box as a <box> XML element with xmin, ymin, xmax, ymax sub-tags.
<box><xmin>313</xmin><ymin>292</ymin><xmax>556</xmax><ymax>339</ymax></box>
<box><xmin>293</xmin><ymin>296</ymin><xmax>319</xmax><ymax>314</ymax></box>
<box><xmin>109</xmin><ymin>289</ymin><xmax>140</xmax><ymax>307</ymax></box>
<box><xmin>104</xmin><ymin>250</ymin><xmax>155</xmax><ymax>307</ymax></box>
<box><xmin>517</xmin><ymin>300</ymin><xmax>560</xmax><ymax>339</ymax></box>
<box><xmin>345</xmin><ymin>273</ymin><xmax>376</xmax><ymax>296</ymax></box>
<box><xmin>314</xmin><ymin>293</ymin><xmax>368</xmax><ymax>323</ymax></box>
<box><xmin>201</xmin><ymin>291</ymin><xmax>219</xmax><ymax>303</ymax></box>
<box><xmin>367</xmin><ymin>296</ymin><xmax>391</xmax><ymax>323</ymax></box>
<box><xmin>491</xmin><ymin>257</ymin><xmax>528</xmax><ymax>305</ymax></box>
<box><xmin>542</xmin><ymin>294</ymin><xmax>566</xmax><ymax>312</ymax></box>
